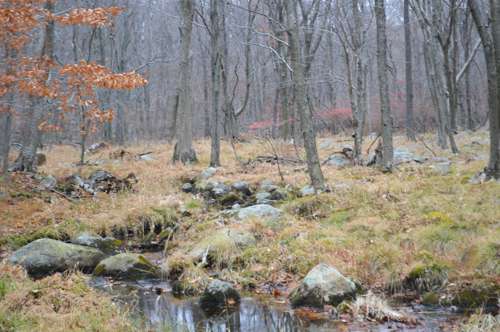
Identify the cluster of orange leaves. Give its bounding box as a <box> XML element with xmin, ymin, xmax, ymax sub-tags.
<box><xmin>0</xmin><ymin>1</ymin><xmax>147</xmax><ymax>133</ymax></box>
<box><xmin>52</xmin><ymin>6</ymin><xmax>123</xmax><ymax>27</ymax></box>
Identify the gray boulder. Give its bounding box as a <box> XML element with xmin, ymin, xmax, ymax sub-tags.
<box><xmin>300</xmin><ymin>185</ymin><xmax>316</xmax><ymax>197</ymax></box>
<box><xmin>270</xmin><ymin>188</ymin><xmax>288</xmax><ymax>201</ymax></box>
<box><xmin>289</xmin><ymin>263</ymin><xmax>357</xmax><ymax>307</ymax></box>
<box><xmin>393</xmin><ymin>148</ymin><xmax>425</xmax><ymax>165</ymax></box>
<box><xmin>71</xmin><ymin>233</ymin><xmax>121</xmax><ymax>254</ymax></box>
<box><xmin>232</xmin><ymin>181</ymin><xmax>252</xmax><ymax>196</ymax></box>
<box><xmin>237</xmin><ymin>204</ymin><xmax>282</xmax><ymax>221</ymax></box>
<box><xmin>94</xmin><ymin>253</ymin><xmax>161</xmax><ymax>280</ymax></box>
<box><xmin>201</xmin><ymin>167</ymin><xmax>217</xmax><ymax>179</ymax></box>
<box><xmin>39</xmin><ymin>175</ymin><xmax>57</xmax><ymax>190</ymax></box>
<box><xmin>211</xmin><ymin>182</ymin><xmax>230</xmax><ymax>197</ymax></box>
<box><xmin>260</xmin><ymin>180</ymin><xmax>278</xmax><ymax>193</ymax></box>
<box><xmin>181</xmin><ymin>183</ymin><xmax>194</xmax><ymax>193</ymax></box>
<box><xmin>256</xmin><ymin>192</ymin><xmax>272</xmax><ymax>204</ymax></box>
<box><xmin>326</xmin><ymin>155</ymin><xmax>351</xmax><ymax>168</ymax></box>
<box><xmin>9</xmin><ymin>238</ymin><xmax>105</xmax><ymax>278</ymax></box>
<box><xmin>200</xmin><ymin>279</ymin><xmax>240</xmax><ymax>314</ymax></box>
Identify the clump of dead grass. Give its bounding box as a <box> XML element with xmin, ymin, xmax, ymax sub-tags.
<box><xmin>0</xmin><ymin>263</ymin><xmax>135</xmax><ymax>332</ymax></box>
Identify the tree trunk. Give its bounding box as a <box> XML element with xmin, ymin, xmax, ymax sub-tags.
<box><xmin>469</xmin><ymin>0</ymin><xmax>500</xmax><ymax>178</ymax></box>
<box><xmin>488</xmin><ymin>0</ymin><xmax>500</xmax><ymax>178</ymax></box>
<box><xmin>209</xmin><ymin>0</ymin><xmax>222</xmax><ymax>167</ymax></box>
<box><xmin>404</xmin><ymin>0</ymin><xmax>416</xmax><ymax>141</ymax></box>
<box><xmin>286</xmin><ymin>0</ymin><xmax>325</xmax><ymax>190</ymax></box>
<box><xmin>172</xmin><ymin>0</ymin><xmax>197</xmax><ymax>164</ymax></box>
<box><xmin>375</xmin><ymin>0</ymin><xmax>394</xmax><ymax>171</ymax></box>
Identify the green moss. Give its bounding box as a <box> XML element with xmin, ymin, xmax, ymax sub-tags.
<box><xmin>450</xmin><ymin>279</ymin><xmax>500</xmax><ymax>310</ymax></box>
<box><xmin>0</xmin><ymin>310</ymin><xmax>34</xmax><ymax>332</ymax></box>
<box><xmin>218</xmin><ymin>192</ymin><xmax>242</xmax><ymax>207</ymax></box>
<box><xmin>0</xmin><ymin>278</ymin><xmax>11</xmax><ymax>300</ymax></box>
<box><xmin>286</xmin><ymin>194</ymin><xmax>336</xmax><ymax>219</ymax></box>
<box><xmin>185</xmin><ymin>199</ymin><xmax>202</xmax><ymax>210</ymax></box>
<box><xmin>405</xmin><ymin>262</ymin><xmax>449</xmax><ymax>292</ymax></box>
<box><xmin>323</xmin><ymin>210</ymin><xmax>351</xmax><ymax>227</ymax></box>
<box><xmin>422</xmin><ymin>292</ymin><xmax>440</xmax><ymax>306</ymax></box>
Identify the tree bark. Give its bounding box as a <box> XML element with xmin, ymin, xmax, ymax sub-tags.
<box><xmin>404</xmin><ymin>0</ymin><xmax>416</xmax><ymax>141</ymax></box>
<box><xmin>172</xmin><ymin>0</ymin><xmax>197</xmax><ymax>164</ymax></box>
<box><xmin>469</xmin><ymin>0</ymin><xmax>500</xmax><ymax>178</ymax></box>
<box><xmin>375</xmin><ymin>0</ymin><xmax>394</xmax><ymax>171</ymax></box>
<box><xmin>488</xmin><ymin>0</ymin><xmax>500</xmax><ymax>178</ymax></box>
<box><xmin>210</xmin><ymin>0</ymin><xmax>222</xmax><ymax>167</ymax></box>
<box><xmin>285</xmin><ymin>0</ymin><xmax>325</xmax><ymax>190</ymax></box>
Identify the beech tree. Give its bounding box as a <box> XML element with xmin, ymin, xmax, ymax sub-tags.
<box><xmin>0</xmin><ymin>1</ymin><xmax>146</xmax><ymax>175</ymax></box>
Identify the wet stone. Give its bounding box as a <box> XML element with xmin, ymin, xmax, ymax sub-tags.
<box><xmin>200</xmin><ymin>279</ymin><xmax>240</xmax><ymax>314</ymax></box>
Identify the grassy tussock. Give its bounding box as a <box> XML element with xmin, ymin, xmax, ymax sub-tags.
<box><xmin>0</xmin><ymin>263</ymin><xmax>134</xmax><ymax>332</ymax></box>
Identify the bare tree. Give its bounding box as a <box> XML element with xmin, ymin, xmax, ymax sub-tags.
<box><xmin>490</xmin><ymin>0</ymin><xmax>500</xmax><ymax>178</ymax></box>
<box><xmin>285</xmin><ymin>0</ymin><xmax>325</xmax><ymax>190</ymax></box>
<box><xmin>172</xmin><ymin>0</ymin><xmax>197</xmax><ymax>164</ymax></box>
<box><xmin>404</xmin><ymin>0</ymin><xmax>416</xmax><ymax>141</ymax></box>
<box><xmin>375</xmin><ymin>0</ymin><xmax>394</xmax><ymax>171</ymax></box>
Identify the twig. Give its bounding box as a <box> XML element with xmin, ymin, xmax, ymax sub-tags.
<box><xmin>264</xmin><ymin>137</ymin><xmax>285</xmax><ymax>183</ymax></box>
<box><xmin>366</xmin><ymin>133</ymin><xmax>381</xmax><ymax>155</ymax></box>
<box><xmin>49</xmin><ymin>188</ymin><xmax>76</xmax><ymax>203</ymax></box>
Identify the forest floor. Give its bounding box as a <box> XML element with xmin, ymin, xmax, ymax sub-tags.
<box><xmin>0</xmin><ymin>130</ymin><xmax>499</xmax><ymax>331</ymax></box>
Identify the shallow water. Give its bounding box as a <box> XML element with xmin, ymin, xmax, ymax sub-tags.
<box><xmin>91</xmin><ymin>278</ymin><xmax>461</xmax><ymax>332</ymax></box>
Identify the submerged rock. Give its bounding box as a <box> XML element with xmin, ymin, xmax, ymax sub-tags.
<box><xmin>71</xmin><ymin>233</ymin><xmax>121</xmax><ymax>254</ymax></box>
<box><xmin>237</xmin><ymin>204</ymin><xmax>282</xmax><ymax>221</ymax></box>
<box><xmin>290</xmin><ymin>263</ymin><xmax>357</xmax><ymax>307</ymax></box>
<box><xmin>94</xmin><ymin>253</ymin><xmax>161</xmax><ymax>280</ymax></box>
<box><xmin>200</xmin><ymin>279</ymin><xmax>240</xmax><ymax>314</ymax></box>
<box><xmin>9</xmin><ymin>238</ymin><xmax>105</xmax><ymax>278</ymax></box>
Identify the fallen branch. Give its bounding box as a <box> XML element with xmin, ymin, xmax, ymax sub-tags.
<box><xmin>49</xmin><ymin>188</ymin><xmax>76</xmax><ymax>203</ymax></box>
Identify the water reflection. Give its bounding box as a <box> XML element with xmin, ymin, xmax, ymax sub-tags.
<box><xmin>145</xmin><ymin>295</ymin><xmax>316</xmax><ymax>332</ymax></box>
<box><xmin>91</xmin><ymin>278</ymin><xmax>460</xmax><ymax>332</ymax></box>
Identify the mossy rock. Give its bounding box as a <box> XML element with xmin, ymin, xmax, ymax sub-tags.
<box><xmin>9</xmin><ymin>238</ymin><xmax>105</xmax><ymax>278</ymax></box>
<box><xmin>188</xmin><ymin>228</ymin><xmax>256</xmax><ymax>267</ymax></box>
<box><xmin>289</xmin><ymin>263</ymin><xmax>357</xmax><ymax>308</ymax></box>
<box><xmin>422</xmin><ymin>292</ymin><xmax>440</xmax><ymax>306</ymax></box>
<box><xmin>448</xmin><ymin>279</ymin><xmax>499</xmax><ymax>313</ymax></box>
<box><xmin>0</xmin><ymin>219</ymin><xmax>84</xmax><ymax>250</ymax></box>
<box><xmin>93</xmin><ymin>253</ymin><xmax>161</xmax><ymax>280</ymax></box>
<box><xmin>286</xmin><ymin>195</ymin><xmax>335</xmax><ymax>220</ymax></box>
<box><xmin>404</xmin><ymin>263</ymin><xmax>449</xmax><ymax>292</ymax></box>
<box><xmin>218</xmin><ymin>192</ymin><xmax>244</xmax><ymax>207</ymax></box>
<box><xmin>199</xmin><ymin>280</ymin><xmax>240</xmax><ymax>315</ymax></box>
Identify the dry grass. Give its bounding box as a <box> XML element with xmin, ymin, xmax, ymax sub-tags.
<box><xmin>1</xmin><ymin>131</ymin><xmax>499</xmax><ymax>293</ymax></box>
<box><xmin>0</xmin><ymin>263</ymin><xmax>135</xmax><ymax>332</ymax></box>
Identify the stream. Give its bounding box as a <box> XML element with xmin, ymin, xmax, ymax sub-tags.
<box><xmin>90</xmin><ymin>277</ymin><xmax>463</xmax><ymax>332</ymax></box>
